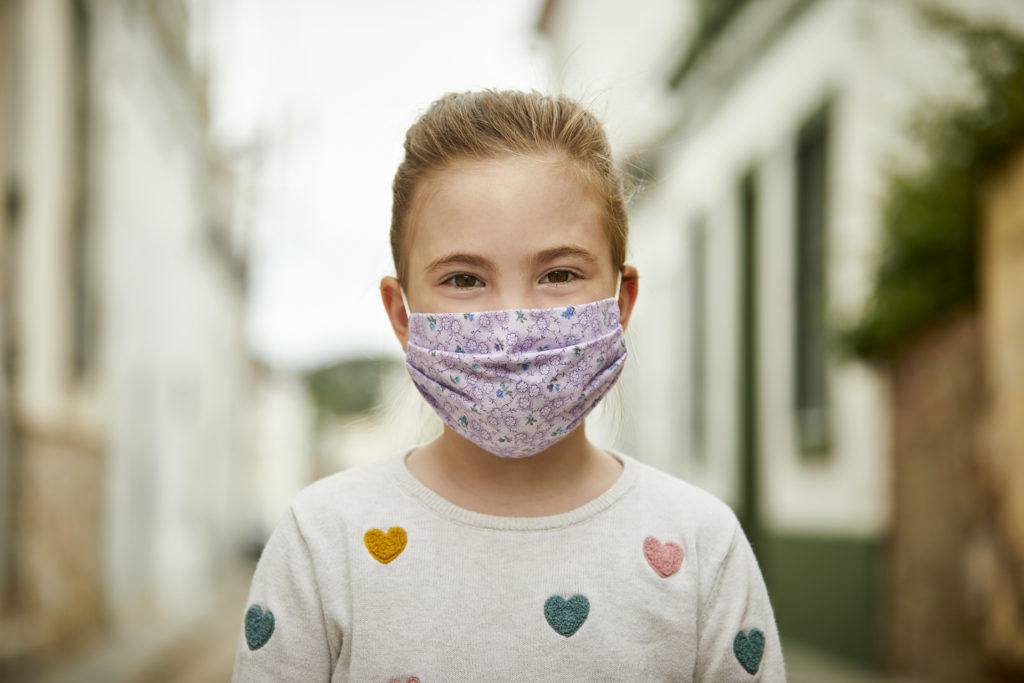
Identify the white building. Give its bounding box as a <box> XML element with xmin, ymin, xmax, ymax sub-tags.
<box><xmin>0</xmin><ymin>0</ymin><xmax>260</xmax><ymax>667</ymax></box>
<box><xmin>537</xmin><ymin>0</ymin><xmax>1024</xmax><ymax>667</ymax></box>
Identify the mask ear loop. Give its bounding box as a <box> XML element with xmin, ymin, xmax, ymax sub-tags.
<box><xmin>400</xmin><ymin>287</ymin><xmax>411</xmax><ymax>318</ymax></box>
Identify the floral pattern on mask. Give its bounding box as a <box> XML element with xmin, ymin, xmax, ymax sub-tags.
<box><xmin>406</xmin><ymin>297</ymin><xmax>627</xmax><ymax>457</ymax></box>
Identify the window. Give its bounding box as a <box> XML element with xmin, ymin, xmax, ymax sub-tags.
<box><xmin>738</xmin><ymin>169</ymin><xmax>760</xmax><ymax>540</ymax></box>
<box><xmin>794</xmin><ymin>106</ymin><xmax>832</xmax><ymax>455</ymax></box>
<box><xmin>696</xmin><ymin>0</ymin><xmax>750</xmax><ymax>41</ymax></box>
<box><xmin>70</xmin><ymin>0</ymin><xmax>95</xmax><ymax>381</ymax></box>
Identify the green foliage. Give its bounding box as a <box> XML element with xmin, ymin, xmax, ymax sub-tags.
<box><xmin>305</xmin><ymin>356</ymin><xmax>401</xmax><ymax>416</ymax></box>
<box><xmin>843</xmin><ymin>11</ymin><xmax>1024</xmax><ymax>361</ymax></box>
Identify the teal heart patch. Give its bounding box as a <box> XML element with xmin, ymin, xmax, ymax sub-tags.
<box><xmin>733</xmin><ymin>628</ymin><xmax>765</xmax><ymax>674</ymax></box>
<box><xmin>544</xmin><ymin>594</ymin><xmax>589</xmax><ymax>638</ymax></box>
<box><xmin>245</xmin><ymin>604</ymin><xmax>275</xmax><ymax>650</ymax></box>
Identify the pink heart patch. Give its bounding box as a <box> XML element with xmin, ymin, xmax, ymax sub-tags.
<box><xmin>643</xmin><ymin>536</ymin><xmax>683</xmax><ymax>577</ymax></box>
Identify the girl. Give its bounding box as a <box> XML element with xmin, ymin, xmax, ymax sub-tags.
<box><xmin>233</xmin><ymin>90</ymin><xmax>785</xmax><ymax>681</ymax></box>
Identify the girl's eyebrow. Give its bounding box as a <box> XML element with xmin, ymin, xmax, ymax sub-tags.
<box><xmin>532</xmin><ymin>246</ymin><xmax>599</xmax><ymax>267</ymax></box>
<box><xmin>425</xmin><ymin>252</ymin><xmax>495</xmax><ymax>274</ymax></box>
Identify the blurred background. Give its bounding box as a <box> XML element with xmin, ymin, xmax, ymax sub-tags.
<box><xmin>2</xmin><ymin>0</ymin><xmax>1024</xmax><ymax>681</ymax></box>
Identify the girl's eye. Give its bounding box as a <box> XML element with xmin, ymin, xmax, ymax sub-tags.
<box><xmin>446</xmin><ymin>273</ymin><xmax>483</xmax><ymax>288</ymax></box>
<box><xmin>543</xmin><ymin>270</ymin><xmax>577</xmax><ymax>284</ymax></box>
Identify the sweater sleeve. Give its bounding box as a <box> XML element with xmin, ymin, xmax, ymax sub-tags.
<box><xmin>232</xmin><ymin>506</ymin><xmax>334</xmax><ymax>682</ymax></box>
<box><xmin>694</xmin><ymin>524</ymin><xmax>786</xmax><ymax>682</ymax></box>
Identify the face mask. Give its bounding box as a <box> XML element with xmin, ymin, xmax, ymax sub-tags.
<box><xmin>405</xmin><ymin>297</ymin><xmax>627</xmax><ymax>458</ymax></box>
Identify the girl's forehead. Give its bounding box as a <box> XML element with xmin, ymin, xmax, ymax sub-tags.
<box><xmin>405</xmin><ymin>155</ymin><xmax>610</xmax><ymax>264</ymax></box>
<box><xmin>422</xmin><ymin>152</ymin><xmax>599</xmax><ymax>200</ymax></box>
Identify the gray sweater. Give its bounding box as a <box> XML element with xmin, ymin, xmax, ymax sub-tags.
<box><xmin>232</xmin><ymin>451</ymin><xmax>786</xmax><ymax>681</ymax></box>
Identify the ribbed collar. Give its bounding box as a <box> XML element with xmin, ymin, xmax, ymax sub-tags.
<box><xmin>388</xmin><ymin>448</ymin><xmax>639</xmax><ymax>531</ymax></box>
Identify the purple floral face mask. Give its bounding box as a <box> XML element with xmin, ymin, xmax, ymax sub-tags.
<box><xmin>405</xmin><ymin>297</ymin><xmax>627</xmax><ymax>458</ymax></box>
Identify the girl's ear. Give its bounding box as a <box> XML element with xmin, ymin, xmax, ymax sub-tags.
<box><xmin>617</xmin><ymin>265</ymin><xmax>639</xmax><ymax>331</ymax></box>
<box><xmin>380</xmin><ymin>276</ymin><xmax>410</xmax><ymax>351</ymax></box>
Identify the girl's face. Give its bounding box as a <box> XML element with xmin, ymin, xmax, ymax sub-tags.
<box><xmin>381</xmin><ymin>153</ymin><xmax>638</xmax><ymax>349</ymax></box>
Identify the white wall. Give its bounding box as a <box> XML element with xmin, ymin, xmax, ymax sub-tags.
<box><xmin>86</xmin><ymin>1</ymin><xmax>251</xmax><ymax>622</ymax></box>
<box><xmin>628</xmin><ymin>0</ymin><xmax>891</xmax><ymax>534</ymax></box>
<box><xmin>13</xmin><ymin>0</ymin><xmax>77</xmax><ymax>428</ymax></box>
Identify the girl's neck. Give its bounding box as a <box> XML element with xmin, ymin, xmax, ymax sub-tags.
<box><xmin>404</xmin><ymin>425</ymin><xmax>623</xmax><ymax>517</ymax></box>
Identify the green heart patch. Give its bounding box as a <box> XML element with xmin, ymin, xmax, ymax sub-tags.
<box><xmin>733</xmin><ymin>628</ymin><xmax>765</xmax><ymax>674</ymax></box>
<box><xmin>544</xmin><ymin>594</ymin><xmax>589</xmax><ymax>638</ymax></box>
<box><xmin>245</xmin><ymin>603</ymin><xmax>275</xmax><ymax>650</ymax></box>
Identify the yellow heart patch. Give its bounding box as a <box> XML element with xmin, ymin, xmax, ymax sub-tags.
<box><xmin>364</xmin><ymin>526</ymin><xmax>407</xmax><ymax>564</ymax></box>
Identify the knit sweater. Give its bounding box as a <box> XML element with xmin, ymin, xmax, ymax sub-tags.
<box><xmin>232</xmin><ymin>451</ymin><xmax>786</xmax><ymax>682</ymax></box>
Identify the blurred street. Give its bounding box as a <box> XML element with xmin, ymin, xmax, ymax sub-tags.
<box><xmin>21</xmin><ymin>563</ymin><xmax>253</xmax><ymax>683</ymax></box>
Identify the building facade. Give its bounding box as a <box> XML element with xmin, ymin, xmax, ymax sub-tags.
<box><xmin>538</xmin><ymin>0</ymin><xmax>1024</xmax><ymax>669</ymax></box>
<box><xmin>0</xmin><ymin>0</ymin><xmax>254</xmax><ymax>671</ymax></box>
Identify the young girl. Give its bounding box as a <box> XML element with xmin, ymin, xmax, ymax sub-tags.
<box><xmin>233</xmin><ymin>90</ymin><xmax>785</xmax><ymax>681</ymax></box>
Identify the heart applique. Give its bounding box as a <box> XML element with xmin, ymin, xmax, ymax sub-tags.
<box><xmin>364</xmin><ymin>526</ymin><xmax>407</xmax><ymax>564</ymax></box>
<box><xmin>388</xmin><ymin>678</ymin><xmax>420</xmax><ymax>683</ymax></box>
<box><xmin>643</xmin><ymin>536</ymin><xmax>684</xmax><ymax>578</ymax></box>
<box><xmin>733</xmin><ymin>628</ymin><xmax>766</xmax><ymax>675</ymax></box>
<box><xmin>544</xmin><ymin>594</ymin><xmax>590</xmax><ymax>637</ymax></box>
<box><xmin>244</xmin><ymin>604</ymin><xmax>275</xmax><ymax>650</ymax></box>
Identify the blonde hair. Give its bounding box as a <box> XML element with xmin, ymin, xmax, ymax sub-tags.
<box><xmin>390</xmin><ymin>89</ymin><xmax>629</xmax><ymax>287</ymax></box>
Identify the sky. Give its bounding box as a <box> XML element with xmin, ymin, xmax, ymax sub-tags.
<box><xmin>205</xmin><ymin>0</ymin><xmax>550</xmax><ymax>371</ymax></box>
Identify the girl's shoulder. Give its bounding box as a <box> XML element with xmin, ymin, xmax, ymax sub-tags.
<box><xmin>619</xmin><ymin>453</ymin><xmax>744</xmax><ymax>544</ymax></box>
<box><xmin>285</xmin><ymin>451</ymin><xmax>406</xmax><ymax>522</ymax></box>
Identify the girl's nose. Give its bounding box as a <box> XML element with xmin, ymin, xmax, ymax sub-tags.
<box><xmin>494</xmin><ymin>285</ymin><xmax>545</xmax><ymax>312</ymax></box>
